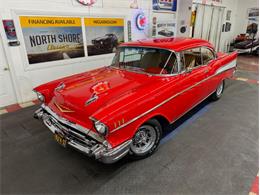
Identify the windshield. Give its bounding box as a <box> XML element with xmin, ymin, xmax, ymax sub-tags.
<box><xmin>111</xmin><ymin>47</ymin><xmax>178</xmax><ymax>75</ymax></box>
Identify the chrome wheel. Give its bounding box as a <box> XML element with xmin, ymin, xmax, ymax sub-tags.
<box><xmin>130</xmin><ymin>125</ymin><xmax>157</xmax><ymax>155</ymax></box>
<box><xmin>216</xmin><ymin>82</ymin><xmax>224</xmax><ymax>97</ymax></box>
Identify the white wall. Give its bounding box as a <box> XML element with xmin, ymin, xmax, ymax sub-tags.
<box><xmin>218</xmin><ymin>0</ymin><xmax>239</xmax><ymax>51</ymax></box>
<box><xmin>233</xmin><ymin>0</ymin><xmax>259</xmax><ymax>35</ymax></box>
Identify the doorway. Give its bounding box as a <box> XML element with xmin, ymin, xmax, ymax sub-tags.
<box><xmin>191</xmin><ymin>3</ymin><xmax>225</xmax><ymax>51</ymax></box>
<box><xmin>0</xmin><ymin>34</ymin><xmax>17</xmax><ymax>107</ymax></box>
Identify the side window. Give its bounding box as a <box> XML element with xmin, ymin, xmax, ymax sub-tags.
<box><xmin>201</xmin><ymin>48</ymin><xmax>215</xmax><ymax>65</ymax></box>
<box><xmin>163</xmin><ymin>53</ymin><xmax>178</xmax><ymax>74</ymax></box>
<box><xmin>181</xmin><ymin>47</ymin><xmax>203</xmax><ymax>70</ymax></box>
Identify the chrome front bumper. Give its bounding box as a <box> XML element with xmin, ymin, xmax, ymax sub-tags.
<box><xmin>34</xmin><ymin>106</ymin><xmax>132</xmax><ymax>164</ymax></box>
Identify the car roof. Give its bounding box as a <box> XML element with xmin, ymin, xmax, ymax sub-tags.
<box><xmin>120</xmin><ymin>37</ymin><xmax>214</xmax><ymax>52</ymax></box>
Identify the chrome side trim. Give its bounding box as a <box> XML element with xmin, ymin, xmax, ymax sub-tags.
<box><xmin>111</xmin><ymin>59</ymin><xmax>237</xmax><ymax>133</ymax></box>
<box><xmin>216</xmin><ymin>59</ymin><xmax>237</xmax><ymax>74</ymax></box>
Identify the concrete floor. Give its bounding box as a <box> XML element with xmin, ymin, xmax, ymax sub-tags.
<box><xmin>0</xmin><ymin>55</ymin><xmax>258</xmax><ymax>195</ymax></box>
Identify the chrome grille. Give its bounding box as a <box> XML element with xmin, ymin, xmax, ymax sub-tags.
<box><xmin>43</xmin><ymin>112</ymin><xmax>97</xmax><ymax>148</ymax></box>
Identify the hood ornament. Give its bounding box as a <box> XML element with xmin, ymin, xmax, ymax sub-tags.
<box><xmin>85</xmin><ymin>81</ymin><xmax>110</xmax><ymax>106</ymax></box>
<box><xmin>85</xmin><ymin>93</ymin><xmax>98</xmax><ymax>106</ymax></box>
<box><xmin>55</xmin><ymin>82</ymin><xmax>65</xmax><ymax>91</ymax></box>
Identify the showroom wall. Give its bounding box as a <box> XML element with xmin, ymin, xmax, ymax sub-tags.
<box><xmin>234</xmin><ymin>0</ymin><xmax>259</xmax><ymax>35</ymax></box>
<box><xmin>0</xmin><ymin>0</ymin><xmax>152</xmax><ymax>105</ymax></box>
<box><xmin>0</xmin><ymin>0</ymin><xmax>192</xmax><ymax>106</ymax></box>
<box><xmin>0</xmin><ymin>0</ymin><xmax>258</xmax><ymax>106</ymax></box>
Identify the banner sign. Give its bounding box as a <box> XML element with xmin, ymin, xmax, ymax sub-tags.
<box><xmin>85</xmin><ymin>18</ymin><xmax>124</xmax><ymax>56</ymax></box>
<box><xmin>20</xmin><ymin>16</ymin><xmax>84</xmax><ymax>64</ymax></box>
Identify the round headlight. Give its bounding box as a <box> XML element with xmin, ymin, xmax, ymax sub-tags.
<box><xmin>94</xmin><ymin>121</ymin><xmax>108</xmax><ymax>135</ymax></box>
<box><xmin>36</xmin><ymin>92</ymin><xmax>45</xmax><ymax>102</ymax></box>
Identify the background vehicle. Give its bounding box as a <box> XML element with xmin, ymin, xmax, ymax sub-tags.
<box><xmin>92</xmin><ymin>34</ymin><xmax>118</xmax><ymax>53</ymax></box>
<box><xmin>158</xmin><ymin>29</ymin><xmax>174</xmax><ymax>37</ymax></box>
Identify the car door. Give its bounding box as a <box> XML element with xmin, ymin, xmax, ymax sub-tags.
<box><xmin>180</xmin><ymin>47</ymin><xmax>211</xmax><ymax>104</ymax></box>
<box><xmin>164</xmin><ymin>48</ymin><xmax>210</xmax><ymax>122</ymax></box>
<box><xmin>200</xmin><ymin>47</ymin><xmax>220</xmax><ymax>94</ymax></box>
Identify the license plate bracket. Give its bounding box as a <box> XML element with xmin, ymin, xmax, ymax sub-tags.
<box><xmin>54</xmin><ymin>133</ymin><xmax>67</xmax><ymax>147</ymax></box>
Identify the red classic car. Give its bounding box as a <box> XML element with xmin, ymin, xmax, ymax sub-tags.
<box><xmin>33</xmin><ymin>37</ymin><xmax>237</xmax><ymax>163</ymax></box>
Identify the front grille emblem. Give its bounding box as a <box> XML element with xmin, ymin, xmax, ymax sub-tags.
<box><xmin>54</xmin><ymin>102</ymin><xmax>74</xmax><ymax>113</ymax></box>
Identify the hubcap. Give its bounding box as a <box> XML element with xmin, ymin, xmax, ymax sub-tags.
<box><xmin>216</xmin><ymin>82</ymin><xmax>223</xmax><ymax>96</ymax></box>
<box><xmin>130</xmin><ymin>125</ymin><xmax>157</xmax><ymax>155</ymax></box>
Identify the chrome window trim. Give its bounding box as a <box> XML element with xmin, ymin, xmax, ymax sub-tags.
<box><xmin>110</xmin><ymin>46</ymin><xmax>180</xmax><ymax>77</ymax></box>
<box><xmin>180</xmin><ymin>46</ymin><xmax>216</xmax><ymax>73</ymax></box>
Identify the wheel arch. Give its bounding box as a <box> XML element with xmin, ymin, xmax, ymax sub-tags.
<box><xmin>135</xmin><ymin>113</ymin><xmax>171</xmax><ymax>132</ymax></box>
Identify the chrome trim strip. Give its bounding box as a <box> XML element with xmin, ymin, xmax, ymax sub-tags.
<box><xmin>160</xmin><ymin>52</ymin><xmax>173</xmax><ymax>74</ymax></box>
<box><xmin>216</xmin><ymin>59</ymin><xmax>237</xmax><ymax>74</ymax></box>
<box><xmin>110</xmin><ymin>59</ymin><xmax>237</xmax><ymax>133</ymax></box>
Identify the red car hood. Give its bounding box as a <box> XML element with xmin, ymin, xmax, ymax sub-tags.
<box><xmin>48</xmin><ymin>67</ymin><xmax>159</xmax><ymax>127</ymax></box>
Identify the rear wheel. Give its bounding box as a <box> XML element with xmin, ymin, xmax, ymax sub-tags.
<box><xmin>211</xmin><ymin>80</ymin><xmax>225</xmax><ymax>101</ymax></box>
<box><xmin>129</xmin><ymin>119</ymin><xmax>162</xmax><ymax>159</ymax></box>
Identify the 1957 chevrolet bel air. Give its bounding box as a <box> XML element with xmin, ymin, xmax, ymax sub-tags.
<box><xmin>33</xmin><ymin>37</ymin><xmax>237</xmax><ymax>163</ymax></box>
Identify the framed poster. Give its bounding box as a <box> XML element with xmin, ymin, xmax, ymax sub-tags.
<box><xmin>20</xmin><ymin>16</ymin><xmax>84</xmax><ymax>64</ymax></box>
<box><xmin>248</xmin><ymin>8</ymin><xmax>259</xmax><ymax>18</ymax></box>
<box><xmin>3</xmin><ymin>20</ymin><xmax>17</xmax><ymax>40</ymax></box>
<box><xmin>153</xmin><ymin>0</ymin><xmax>177</xmax><ymax>12</ymax></box>
<box><xmin>226</xmin><ymin>10</ymin><xmax>231</xmax><ymax>21</ymax></box>
<box><xmin>156</xmin><ymin>21</ymin><xmax>175</xmax><ymax>37</ymax></box>
<box><xmin>85</xmin><ymin>17</ymin><xmax>124</xmax><ymax>56</ymax></box>
<box><xmin>247</xmin><ymin>8</ymin><xmax>259</xmax><ymax>34</ymax></box>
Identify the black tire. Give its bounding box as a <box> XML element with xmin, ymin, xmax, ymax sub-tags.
<box><xmin>211</xmin><ymin>80</ymin><xmax>225</xmax><ymax>101</ymax></box>
<box><xmin>129</xmin><ymin>119</ymin><xmax>162</xmax><ymax>160</ymax></box>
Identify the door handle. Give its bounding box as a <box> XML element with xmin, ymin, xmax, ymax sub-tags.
<box><xmin>3</xmin><ymin>67</ymin><xmax>9</xmax><ymax>71</ymax></box>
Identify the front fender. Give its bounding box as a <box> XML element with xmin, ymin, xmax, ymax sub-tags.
<box><xmin>106</xmin><ymin>112</ymin><xmax>171</xmax><ymax>148</ymax></box>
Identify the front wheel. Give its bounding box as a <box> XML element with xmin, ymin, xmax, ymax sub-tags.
<box><xmin>129</xmin><ymin>119</ymin><xmax>162</xmax><ymax>159</ymax></box>
<box><xmin>211</xmin><ymin>80</ymin><xmax>225</xmax><ymax>101</ymax></box>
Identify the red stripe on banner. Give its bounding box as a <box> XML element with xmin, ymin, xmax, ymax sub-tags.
<box><xmin>5</xmin><ymin>104</ymin><xmax>22</xmax><ymax>112</ymax></box>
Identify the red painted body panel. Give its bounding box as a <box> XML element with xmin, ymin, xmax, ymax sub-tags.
<box><xmin>34</xmin><ymin>38</ymin><xmax>237</xmax><ymax>148</ymax></box>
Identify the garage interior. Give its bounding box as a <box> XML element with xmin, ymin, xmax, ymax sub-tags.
<box><xmin>0</xmin><ymin>0</ymin><xmax>259</xmax><ymax>195</ymax></box>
